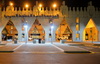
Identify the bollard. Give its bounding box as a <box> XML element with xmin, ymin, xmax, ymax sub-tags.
<box><xmin>60</xmin><ymin>39</ymin><xmax>66</xmax><ymax>44</ymax></box>
<box><xmin>41</xmin><ymin>40</ymin><xmax>45</xmax><ymax>44</ymax></box>
<box><xmin>14</xmin><ymin>39</ymin><xmax>17</xmax><ymax>44</ymax></box>
<box><xmin>33</xmin><ymin>40</ymin><xmax>36</xmax><ymax>44</ymax></box>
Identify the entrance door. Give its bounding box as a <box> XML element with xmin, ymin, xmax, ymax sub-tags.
<box><xmin>56</xmin><ymin>19</ymin><xmax>72</xmax><ymax>42</ymax></box>
<box><xmin>2</xmin><ymin>20</ymin><xmax>18</xmax><ymax>41</ymax></box>
<box><xmin>28</xmin><ymin>19</ymin><xmax>45</xmax><ymax>41</ymax></box>
<box><xmin>83</xmin><ymin>19</ymin><xmax>98</xmax><ymax>41</ymax></box>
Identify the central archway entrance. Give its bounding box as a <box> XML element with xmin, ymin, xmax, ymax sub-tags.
<box><xmin>28</xmin><ymin>19</ymin><xmax>45</xmax><ymax>42</ymax></box>
<box><xmin>83</xmin><ymin>19</ymin><xmax>98</xmax><ymax>42</ymax></box>
<box><xmin>2</xmin><ymin>20</ymin><xmax>18</xmax><ymax>41</ymax></box>
<box><xmin>56</xmin><ymin>19</ymin><xmax>72</xmax><ymax>42</ymax></box>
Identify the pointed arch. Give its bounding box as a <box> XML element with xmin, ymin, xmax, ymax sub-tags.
<box><xmin>56</xmin><ymin>19</ymin><xmax>72</xmax><ymax>42</ymax></box>
<box><xmin>2</xmin><ymin>20</ymin><xmax>18</xmax><ymax>41</ymax></box>
<box><xmin>83</xmin><ymin>18</ymin><xmax>99</xmax><ymax>41</ymax></box>
<box><xmin>28</xmin><ymin>19</ymin><xmax>45</xmax><ymax>41</ymax></box>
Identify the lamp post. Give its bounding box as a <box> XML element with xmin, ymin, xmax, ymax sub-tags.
<box><xmin>53</xmin><ymin>4</ymin><xmax>57</xmax><ymax>8</ymax></box>
<box><xmin>24</xmin><ymin>4</ymin><xmax>29</xmax><ymax>45</ymax></box>
<box><xmin>25</xmin><ymin>4</ymin><xmax>29</xmax><ymax>8</ymax></box>
<box><xmin>24</xmin><ymin>21</ymin><xmax>28</xmax><ymax>44</ymax></box>
<box><xmin>9</xmin><ymin>2</ymin><xmax>13</xmax><ymax>6</ymax></box>
<box><xmin>53</xmin><ymin>3</ymin><xmax>57</xmax><ymax>12</ymax></box>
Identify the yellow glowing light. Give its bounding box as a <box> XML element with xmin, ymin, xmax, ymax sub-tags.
<box><xmin>10</xmin><ymin>2</ymin><xmax>13</xmax><ymax>6</ymax></box>
<box><xmin>53</xmin><ymin>4</ymin><xmax>57</xmax><ymax>8</ymax></box>
<box><xmin>25</xmin><ymin>4</ymin><xmax>29</xmax><ymax>8</ymax></box>
<box><xmin>39</xmin><ymin>4</ymin><xmax>42</xmax><ymax>7</ymax></box>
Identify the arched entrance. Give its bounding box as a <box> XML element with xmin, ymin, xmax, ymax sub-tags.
<box><xmin>83</xmin><ymin>19</ymin><xmax>98</xmax><ymax>41</ymax></box>
<box><xmin>56</xmin><ymin>19</ymin><xmax>72</xmax><ymax>42</ymax></box>
<box><xmin>28</xmin><ymin>19</ymin><xmax>45</xmax><ymax>41</ymax></box>
<box><xmin>2</xmin><ymin>20</ymin><xmax>18</xmax><ymax>41</ymax></box>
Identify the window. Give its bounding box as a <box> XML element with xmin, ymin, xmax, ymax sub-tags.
<box><xmin>76</xmin><ymin>17</ymin><xmax>79</xmax><ymax>23</ymax></box>
<box><xmin>76</xmin><ymin>24</ymin><xmax>80</xmax><ymax>31</ymax></box>
<box><xmin>76</xmin><ymin>17</ymin><xmax>80</xmax><ymax>39</ymax></box>
<box><xmin>76</xmin><ymin>34</ymin><xmax>80</xmax><ymax>38</ymax></box>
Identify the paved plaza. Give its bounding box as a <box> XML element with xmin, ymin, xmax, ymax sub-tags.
<box><xmin>0</xmin><ymin>42</ymin><xmax>100</xmax><ymax>64</ymax></box>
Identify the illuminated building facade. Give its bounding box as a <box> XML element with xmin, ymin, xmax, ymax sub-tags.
<box><xmin>0</xmin><ymin>1</ymin><xmax>100</xmax><ymax>43</ymax></box>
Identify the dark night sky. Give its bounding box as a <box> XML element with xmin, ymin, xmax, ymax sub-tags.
<box><xmin>0</xmin><ymin>0</ymin><xmax>100</xmax><ymax>7</ymax></box>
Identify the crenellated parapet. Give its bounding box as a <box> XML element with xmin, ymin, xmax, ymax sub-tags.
<box><xmin>0</xmin><ymin>1</ymin><xmax>100</xmax><ymax>18</ymax></box>
<box><xmin>60</xmin><ymin>1</ymin><xmax>100</xmax><ymax>18</ymax></box>
<box><xmin>0</xmin><ymin>1</ymin><xmax>61</xmax><ymax>18</ymax></box>
<box><xmin>0</xmin><ymin>7</ymin><xmax>1</xmax><ymax>18</ymax></box>
<box><xmin>1</xmin><ymin>6</ymin><xmax>60</xmax><ymax>18</ymax></box>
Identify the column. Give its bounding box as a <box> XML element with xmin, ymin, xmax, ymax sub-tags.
<box><xmin>24</xmin><ymin>26</ymin><xmax>28</xmax><ymax>43</ymax></box>
<box><xmin>72</xmin><ymin>31</ymin><xmax>76</xmax><ymax>41</ymax></box>
<box><xmin>52</xmin><ymin>30</ymin><xmax>56</xmax><ymax>42</ymax></box>
<box><xmin>79</xmin><ymin>23</ymin><xmax>86</xmax><ymax>42</ymax></box>
<box><xmin>0</xmin><ymin>31</ymin><xmax>2</xmax><ymax>43</ymax></box>
<box><xmin>45</xmin><ymin>29</ymin><xmax>49</xmax><ymax>42</ymax></box>
<box><xmin>98</xmin><ymin>31</ymin><xmax>100</xmax><ymax>41</ymax></box>
<box><xmin>18</xmin><ymin>31</ymin><xmax>22</xmax><ymax>41</ymax></box>
<box><xmin>79</xmin><ymin>29</ymin><xmax>84</xmax><ymax>42</ymax></box>
<box><xmin>73</xmin><ymin>27</ymin><xmax>85</xmax><ymax>42</ymax></box>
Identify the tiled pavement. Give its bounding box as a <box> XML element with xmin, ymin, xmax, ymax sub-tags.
<box><xmin>0</xmin><ymin>42</ymin><xmax>100</xmax><ymax>64</ymax></box>
<box><xmin>0</xmin><ymin>43</ymin><xmax>22</xmax><ymax>52</ymax></box>
<box><xmin>0</xmin><ymin>42</ymin><xmax>100</xmax><ymax>53</ymax></box>
<box><xmin>14</xmin><ymin>43</ymin><xmax>63</xmax><ymax>53</ymax></box>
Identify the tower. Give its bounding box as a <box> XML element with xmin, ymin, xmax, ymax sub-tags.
<box><xmin>2</xmin><ymin>0</ymin><xmax>5</xmax><ymax>7</ymax></box>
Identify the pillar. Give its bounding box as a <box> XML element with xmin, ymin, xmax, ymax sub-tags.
<box><xmin>18</xmin><ymin>31</ymin><xmax>22</xmax><ymax>41</ymax></box>
<box><xmin>52</xmin><ymin>30</ymin><xmax>56</xmax><ymax>41</ymax></box>
<box><xmin>45</xmin><ymin>29</ymin><xmax>49</xmax><ymax>42</ymax></box>
<box><xmin>72</xmin><ymin>28</ymin><xmax>76</xmax><ymax>41</ymax></box>
<box><xmin>0</xmin><ymin>31</ymin><xmax>2</xmax><ymax>42</ymax></box>
<box><xmin>79</xmin><ymin>29</ymin><xmax>85</xmax><ymax>42</ymax></box>
<box><xmin>99</xmin><ymin>31</ymin><xmax>100</xmax><ymax>41</ymax></box>
<box><xmin>24</xmin><ymin>26</ymin><xmax>28</xmax><ymax>43</ymax></box>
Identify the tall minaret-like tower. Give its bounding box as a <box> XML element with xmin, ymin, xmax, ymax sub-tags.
<box><xmin>2</xmin><ymin>0</ymin><xmax>5</xmax><ymax>7</ymax></box>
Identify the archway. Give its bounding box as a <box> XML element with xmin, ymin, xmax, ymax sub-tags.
<box><xmin>56</xmin><ymin>19</ymin><xmax>72</xmax><ymax>42</ymax></box>
<box><xmin>28</xmin><ymin>19</ymin><xmax>45</xmax><ymax>41</ymax></box>
<box><xmin>83</xmin><ymin>19</ymin><xmax>98</xmax><ymax>41</ymax></box>
<box><xmin>2</xmin><ymin>20</ymin><xmax>18</xmax><ymax>41</ymax></box>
